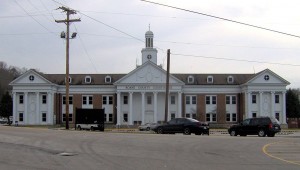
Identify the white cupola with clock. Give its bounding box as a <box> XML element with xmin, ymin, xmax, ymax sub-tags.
<box><xmin>141</xmin><ymin>28</ymin><xmax>158</xmax><ymax>65</ymax></box>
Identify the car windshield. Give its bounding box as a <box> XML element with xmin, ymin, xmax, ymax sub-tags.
<box><xmin>187</xmin><ymin>118</ymin><xmax>199</xmax><ymax>122</ymax></box>
<box><xmin>270</xmin><ymin>117</ymin><xmax>280</xmax><ymax>124</ymax></box>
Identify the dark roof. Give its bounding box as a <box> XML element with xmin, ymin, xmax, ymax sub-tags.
<box><xmin>41</xmin><ymin>73</ymin><xmax>255</xmax><ymax>85</ymax></box>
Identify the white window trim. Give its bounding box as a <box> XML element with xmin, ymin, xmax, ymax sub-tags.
<box><xmin>187</xmin><ymin>75</ymin><xmax>194</xmax><ymax>84</ymax></box>
<box><xmin>207</xmin><ymin>76</ymin><xmax>213</xmax><ymax>83</ymax></box>
<box><xmin>85</xmin><ymin>76</ymin><xmax>92</xmax><ymax>84</ymax></box>
<box><xmin>227</xmin><ymin>76</ymin><xmax>234</xmax><ymax>83</ymax></box>
<box><xmin>105</xmin><ymin>75</ymin><xmax>111</xmax><ymax>83</ymax></box>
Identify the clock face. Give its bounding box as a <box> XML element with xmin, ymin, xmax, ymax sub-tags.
<box><xmin>147</xmin><ymin>54</ymin><xmax>152</xmax><ymax>59</ymax></box>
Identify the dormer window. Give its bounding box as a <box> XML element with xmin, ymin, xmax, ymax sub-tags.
<box><xmin>207</xmin><ymin>76</ymin><xmax>213</xmax><ymax>83</ymax></box>
<box><xmin>85</xmin><ymin>76</ymin><xmax>92</xmax><ymax>84</ymax></box>
<box><xmin>227</xmin><ymin>76</ymin><xmax>234</xmax><ymax>84</ymax></box>
<box><xmin>187</xmin><ymin>75</ymin><xmax>194</xmax><ymax>84</ymax></box>
<box><xmin>105</xmin><ymin>76</ymin><xmax>111</xmax><ymax>83</ymax></box>
<box><xmin>65</xmin><ymin>76</ymin><xmax>72</xmax><ymax>84</ymax></box>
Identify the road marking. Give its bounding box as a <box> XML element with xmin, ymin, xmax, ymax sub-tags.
<box><xmin>263</xmin><ymin>142</ymin><xmax>300</xmax><ymax>166</ymax></box>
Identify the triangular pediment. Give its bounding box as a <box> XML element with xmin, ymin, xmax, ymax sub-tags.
<box><xmin>245</xmin><ymin>69</ymin><xmax>290</xmax><ymax>85</ymax></box>
<box><xmin>114</xmin><ymin>61</ymin><xmax>184</xmax><ymax>85</ymax></box>
<box><xmin>9</xmin><ymin>69</ymin><xmax>54</xmax><ymax>85</ymax></box>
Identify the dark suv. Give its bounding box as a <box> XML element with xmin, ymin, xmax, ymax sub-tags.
<box><xmin>228</xmin><ymin>117</ymin><xmax>281</xmax><ymax>137</ymax></box>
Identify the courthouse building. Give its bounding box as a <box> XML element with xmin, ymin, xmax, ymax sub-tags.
<box><xmin>9</xmin><ymin>30</ymin><xmax>290</xmax><ymax>127</ymax></box>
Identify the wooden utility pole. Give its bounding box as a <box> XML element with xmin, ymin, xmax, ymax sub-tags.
<box><xmin>55</xmin><ymin>7</ymin><xmax>80</xmax><ymax>130</ymax></box>
<box><xmin>164</xmin><ymin>49</ymin><xmax>170</xmax><ymax>122</ymax></box>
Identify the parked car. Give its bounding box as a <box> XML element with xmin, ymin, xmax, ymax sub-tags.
<box><xmin>152</xmin><ymin>118</ymin><xmax>209</xmax><ymax>135</ymax></box>
<box><xmin>228</xmin><ymin>117</ymin><xmax>281</xmax><ymax>137</ymax></box>
<box><xmin>138</xmin><ymin>123</ymin><xmax>158</xmax><ymax>131</ymax></box>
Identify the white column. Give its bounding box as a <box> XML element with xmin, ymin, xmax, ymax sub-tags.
<box><xmin>47</xmin><ymin>92</ymin><xmax>53</xmax><ymax>124</ymax></box>
<box><xmin>24</xmin><ymin>92</ymin><xmax>28</xmax><ymax>124</ymax></box>
<box><xmin>259</xmin><ymin>91</ymin><xmax>263</xmax><ymax>116</ymax></box>
<box><xmin>117</xmin><ymin>92</ymin><xmax>121</xmax><ymax>125</ymax></box>
<box><xmin>12</xmin><ymin>92</ymin><xmax>16</xmax><ymax>125</ymax></box>
<box><xmin>36</xmin><ymin>92</ymin><xmax>40</xmax><ymax>124</ymax></box>
<box><xmin>141</xmin><ymin>92</ymin><xmax>145</xmax><ymax>125</ymax></box>
<box><xmin>129</xmin><ymin>92</ymin><xmax>133</xmax><ymax>125</ymax></box>
<box><xmin>271</xmin><ymin>91</ymin><xmax>275</xmax><ymax>119</ymax></box>
<box><xmin>282</xmin><ymin>91</ymin><xmax>287</xmax><ymax>124</ymax></box>
<box><xmin>177</xmin><ymin>92</ymin><xmax>182</xmax><ymax>118</ymax></box>
<box><xmin>247</xmin><ymin>92</ymin><xmax>251</xmax><ymax>118</ymax></box>
<box><xmin>153</xmin><ymin>92</ymin><xmax>157</xmax><ymax>123</ymax></box>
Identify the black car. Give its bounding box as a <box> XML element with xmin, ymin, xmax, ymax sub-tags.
<box><xmin>228</xmin><ymin>117</ymin><xmax>281</xmax><ymax>137</ymax></box>
<box><xmin>152</xmin><ymin>118</ymin><xmax>209</xmax><ymax>135</ymax></box>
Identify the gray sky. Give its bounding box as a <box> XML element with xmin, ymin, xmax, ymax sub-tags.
<box><xmin>1</xmin><ymin>0</ymin><xmax>300</xmax><ymax>88</ymax></box>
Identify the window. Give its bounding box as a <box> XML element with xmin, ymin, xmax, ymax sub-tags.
<box><xmin>103</xmin><ymin>96</ymin><xmax>113</xmax><ymax>105</ymax></box>
<box><xmin>187</xmin><ymin>75</ymin><xmax>194</xmax><ymax>83</ymax></box>
<box><xmin>123</xmin><ymin>96</ymin><xmax>128</xmax><ymax>105</ymax></box>
<box><xmin>206</xmin><ymin>96</ymin><xmax>210</xmax><ymax>104</ymax></box>
<box><xmin>42</xmin><ymin>94</ymin><xmax>47</xmax><ymax>104</ymax></box>
<box><xmin>171</xmin><ymin>96</ymin><xmax>175</xmax><ymax>105</ymax></box>
<box><xmin>104</xmin><ymin>114</ymin><xmax>107</xmax><ymax>122</ymax></box>
<box><xmin>275</xmin><ymin>94</ymin><xmax>280</xmax><ymax>104</ymax></box>
<box><xmin>42</xmin><ymin>113</ymin><xmax>47</xmax><ymax>122</ymax></box>
<box><xmin>123</xmin><ymin>113</ymin><xmax>128</xmax><ymax>122</ymax></box>
<box><xmin>105</xmin><ymin>76</ymin><xmax>111</xmax><ymax>83</ymax></box>
<box><xmin>65</xmin><ymin>76</ymin><xmax>72</xmax><ymax>83</ymax></box>
<box><xmin>275</xmin><ymin>113</ymin><xmax>280</xmax><ymax>121</ymax></box>
<box><xmin>206</xmin><ymin>96</ymin><xmax>217</xmax><ymax>105</ymax></box>
<box><xmin>186</xmin><ymin>96</ymin><xmax>190</xmax><ymax>104</ymax></box>
<box><xmin>207</xmin><ymin>76</ymin><xmax>213</xmax><ymax>83</ymax></box>
<box><xmin>103</xmin><ymin>96</ymin><xmax>107</xmax><ymax>104</ymax></box>
<box><xmin>192</xmin><ymin>113</ymin><xmax>196</xmax><ymax>119</ymax></box>
<box><xmin>206</xmin><ymin>113</ymin><xmax>217</xmax><ymax>122</ymax></box>
<box><xmin>147</xmin><ymin>96</ymin><xmax>152</xmax><ymax>105</ymax></box>
<box><xmin>226</xmin><ymin>113</ymin><xmax>237</xmax><ymax>122</ymax></box>
<box><xmin>85</xmin><ymin>76</ymin><xmax>91</xmax><ymax>83</ymax></box>
<box><xmin>186</xmin><ymin>95</ymin><xmax>196</xmax><ymax>105</ymax></box>
<box><xmin>227</xmin><ymin>76</ymin><xmax>234</xmax><ymax>83</ymax></box>
<box><xmin>109</xmin><ymin>113</ymin><xmax>113</xmax><ymax>122</ymax></box>
<box><xmin>62</xmin><ymin>113</ymin><xmax>73</xmax><ymax>122</ymax></box>
<box><xmin>19</xmin><ymin>113</ymin><xmax>23</xmax><ymax>122</ymax></box>
<box><xmin>252</xmin><ymin>95</ymin><xmax>257</xmax><ymax>104</ymax></box>
<box><xmin>212</xmin><ymin>96</ymin><xmax>217</xmax><ymax>104</ymax></box>
<box><xmin>185</xmin><ymin>113</ymin><xmax>190</xmax><ymax>118</ymax></box>
<box><xmin>171</xmin><ymin>113</ymin><xmax>176</xmax><ymax>119</ymax></box>
<box><xmin>252</xmin><ymin>112</ymin><xmax>257</xmax><ymax>118</ymax></box>
<box><xmin>226</xmin><ymin>95</ymin><xmax>236</xmax><ymax>104</ymax></box>
<box><xmin>63</xmin><ymin>96</ymin><xmax>73</xmax><ymax>105</ymax></box>
<box><xmin>19</xmin><ymin>95</ymin><xmax>24</xmax><ymax>104</ymax></box>
<box><xmin>83</xmin><ymin>96</ymin><xmax>93</xmax><ymax>105</ymax></box>
<box><xmin>192</xmin><ymin>96</ymin><xmax>197</xmax><ymax>104</ymax></box>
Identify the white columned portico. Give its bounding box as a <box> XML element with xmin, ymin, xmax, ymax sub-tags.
<box><xmin>271</xmin><ymin>91</ymin><xmax>275</xmax><ymax>119</ymax></box>
<box><xmin>117</xmin><ymin>92</ymin><xmax>121</xmax><ymax>125</ymax></box>
<box><xmin>177</xmin><ymin>92</ymin><xmax>182</xmax><ymax>118</ymax></box>
<box><xmin>153</xmin><ymin>92</ymin><xmax>157</xmax><ymax>123</ymax></box>
<box><xmin>129</xmin><ymin>92</ymin><xmax>133</xmax><ymax>125</ymax></box>
<box><xmin>282</xmin><ymin>91</ymin><xmax>287</xmax><ymax>124</ymax></box>
<box><xmin>12</xmin><ymin>92</ymin><xmax>16</xmax><ymax>124</ymax></box>
<box><xmin>259</xmin><ymin>91</ymin><xmax>263</xmax><ymax>116</ymax></box>
<box><xmin>247</xmin><ymin>92</ymin><xmax>251</xmax><ymax>118</ymax></box>
<box><xmin>24</xmin><ymin>92</ymin><xmax>28</xmax><ymax>124</ymax></box>
<box><xmin>36</xmin><ymin>92</ymin><xmax>40</xmax><ymax>124</ymax></box>
<box><xmin>141</xmin><ymin>92</ymin><xmax>145</xmax><ymax>125</ymax></box>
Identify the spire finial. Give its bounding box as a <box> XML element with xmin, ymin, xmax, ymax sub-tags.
<box><xmin>149</xmin><ymin>24</ymin><xmax>150</xmax><ymax>31</ymax></box>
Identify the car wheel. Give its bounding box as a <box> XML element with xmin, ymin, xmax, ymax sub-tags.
<box><xmin>157</xmin><ymin>127</ymin><xmax>163</xmax><ymax>134</ymax></box>
<box><xmin>77</xmin><ymin>126</ymin><xmax>82</xmax><ymax>130</ymax></box>
<box><xmin>258</xmin><ymin>129</ymin><xmax>266</xmax><ymax>137</ymax></box>
<box><xmin>230</xmin><ymin>130</ymin><xmax>237</xmax><ymax>136</ymax></box>
<box><xmin>267</xmin><ymin>133</ymin><xmax>275</xmax><ymax>137</ymax></box>
<box><xmin>146</xmin><ymin>127</ymin><xmax>150</xmax><ymax>131</ymax></box>
<box><xmin>183</xmin><ymin>128</ymin><xmax>191</xmax><ymax>135</ymax></box>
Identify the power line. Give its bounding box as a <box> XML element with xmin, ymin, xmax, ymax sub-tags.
<box><xmin>171</xmin><ymin>53</ymin><xmax>300</xmax><ymax>67</ymax></box>
<box><xmin>141</xmin><ymin>0</ymin><xmax>300</xmax><ymax>39</ymax></box>
<box><xmin>14</xmin><ymin>0</ymin><xmax>54</xmax><ymax>34</ymax></box>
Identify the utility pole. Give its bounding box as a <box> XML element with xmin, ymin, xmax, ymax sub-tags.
<box><xmin>55</xmin><ymin>7</ymin><xmax>80</xmax><ymax>130</ymax></box>
<box><xmin>164</xmin><ymin>49</ymin><xmax>170</xmax><ymax>122</ymax></box>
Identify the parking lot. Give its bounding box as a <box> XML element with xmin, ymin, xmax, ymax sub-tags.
<box><xmin>0</xmin><ymin>125</ymin><xmax>299</xmax><ymax>170</ymax></box>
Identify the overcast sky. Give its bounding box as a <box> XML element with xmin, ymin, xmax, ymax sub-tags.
<box><xmin>1</xmin><ymin>0</ymin><xmax>300</xmax><ymax>88</ymax></box>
